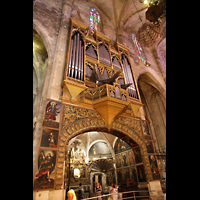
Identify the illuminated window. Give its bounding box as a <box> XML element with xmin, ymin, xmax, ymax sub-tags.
<box><xmin>132</xmin><ymin>33</ymin><xmax>146</xmax><ymax>64</ymax></box>
<box><xmin>90</xmin><ymin>8</ymin><xmax>100</xmax><ymax>34</ymax></box>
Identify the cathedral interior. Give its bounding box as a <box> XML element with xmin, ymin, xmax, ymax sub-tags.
<box><xmin>33</xmin><ymin>0</ymin><xmax>166</xmax><ymax>200</ymax></box>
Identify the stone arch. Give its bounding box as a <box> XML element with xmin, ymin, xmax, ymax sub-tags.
<box><xmin>138</xmin><ymin>72</ymin><xmax>166</xmax><ymax>153</ymax></box>
<box><xmin>55</xmin><ymin>113</ymin><xmax>153</xmax><ymax>189</ymax></box>
<box><xmin>33</xmin><ymin>22</ymin><xmax>52</xmax><ymax>60</ymax></box>
<box><xmin>138</xmin><ymin>71</ymin><xmax>166</xmax><ymax>99</ymax></box>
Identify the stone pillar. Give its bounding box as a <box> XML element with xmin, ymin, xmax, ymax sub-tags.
<box><xmin>47</xmin><ymin>1</ymin><xmax>73</xmax><ymax>100</ymax></box>
<box><xmin>148</xmin><ymin>180</ymin><xmax>164</xmax><ymax>200</ymax></box>
<box><xmin>33</xmin><ymin>59</ymin><xmax>54</xmax><ymax>174</ymax></box>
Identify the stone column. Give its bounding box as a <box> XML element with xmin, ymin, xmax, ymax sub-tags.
<box><xmin>47</xmin><ymin>1</ymin><xmax>73</xmax><ymax>100</ymax></box>
<box><xmin>33</xmin><ymin>59</ymin><xmax>53</xmax><ymax>174</ymax></box>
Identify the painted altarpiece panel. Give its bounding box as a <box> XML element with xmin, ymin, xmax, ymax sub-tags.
<box><xmin>141</xmin><ymin>120</ymin><xmax>151</xmax><ymax>140</ymax></box>
<box><xmin>34</xmin><ymin>150</ymin><xmax>57</xmax><ymax>189</ymax></box>
<box><xmin>42</xmin><ymin>100</ymin><xmax>61</xmax><ymax>129</ymax></box>
<box><xmin>149</xmin><ymin>155</ymin><xmax>161</xmax><ymax>180</ymax></box>
<box><xmin>40</xmin><ymin>128</ymin><xmax>59</xmax><ymax>148</ymax></box>
<box><xmin>136</xmin><ymin>165</ymin><xmax>146</xmax><ymax>182</ymax></box>
<box><xmin>133</xmin><ymin>147</ymin><xmax>142</xmax><ymax>164</ymax></box>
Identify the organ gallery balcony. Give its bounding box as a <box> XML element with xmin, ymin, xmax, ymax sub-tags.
<box><xmin>61</xmin><ymin>80</ymin><xmax>143</xmax><ymax>127</ymax></box>
<box><xmin>79</xmin><ymin>83</ymin><xmax>141</xmax><ymax>127</ymax></box>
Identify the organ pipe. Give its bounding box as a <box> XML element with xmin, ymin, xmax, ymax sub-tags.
<box><xmin>74</xmin><ymin>33</ymin><xmax>80</xmax><ymax>79</ymax></box>
<box><xmin>71</xmin><ymin>34</ymin><xmax>76</xmax><ymax>78</ymax></box>
<box><xmin>78</xmin><ymin>40</ymin><xmax>82</xmax><ymax>80</ymax></box>
<box><xmin>68</xmin><ymin>38</ymin><xmax>73</xmax><ymax>77</ymax></box>
<box><xmin>81</xmin><ymin>45</ymin><xmax>84</xmax><ymax>81</ymax></box>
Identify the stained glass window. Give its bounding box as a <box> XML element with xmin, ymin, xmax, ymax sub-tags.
<box><xmin>90</xmin><ymin>8</ymin><xmax>100</xmax><ymax>34</ymax></box>
<box><xmin>132</xmin><ymin>33</ymin><xmax>146</xmax><ymax>65</ymax></box>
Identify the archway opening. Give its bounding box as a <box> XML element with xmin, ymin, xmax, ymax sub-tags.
<box><xmin>64</xmin><ymin>129</ymin><xmax>148</xmax><ymax>197</ymax></box>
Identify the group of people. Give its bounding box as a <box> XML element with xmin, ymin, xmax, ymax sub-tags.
<box><xmin>95</xmin><ymin>182</ymin><xmax>119</xmax><ymax>200</ymax></box>
<box><xmin>66</xmin><ymin>182</ymin><xmax>120</xmax><ymax>200</ymax></box>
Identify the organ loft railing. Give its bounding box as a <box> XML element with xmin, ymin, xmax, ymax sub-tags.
<box><xmin>61</xmin><ymin>17</ymin><xmax>143</xmax><ymax>121</ymax></box>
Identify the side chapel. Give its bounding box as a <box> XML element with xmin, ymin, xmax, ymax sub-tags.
<box><xmin>33</xmin><ymin>0</ymin><xmax>166</xmax><ymax>200</ymax></box>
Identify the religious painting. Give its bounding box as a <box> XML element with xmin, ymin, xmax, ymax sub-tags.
<box><xmin>115</xmin><ymin>154</ymin><xmax>122</xmax><ymax>168</ymax></box>
<box><xmin>89</xmin><ymin>142</ymin><xmax>111</xmax><ymax>157</ymax></box>
<box><xmin>40</xmin><ymin>128</ymin><xmax>59</xmax><ymax>148</ymax></box>
<box><xmin>106</xmin><ymin>171</ymin><xmax>114</xmax><ymax>186</ymax></box>
<box><xmin>146</xmin><ymin>141</ymin><xmax>154</xmax><ymax>153</ymax></box>
<box><xmin>121</xmin><ymin>152</ymin><xmax>128</xmax><ymax>167</ymax></box>
<box><xmin>128</xmin><ymin>150</ymin><xmax>135</xmax><ymax>166</ymax></box>
<box><xmin>136</xmin><ymin>165</ymin><xmax>146</xmax><ymax>182</ymax></box>
<box><xmin>117</xmin><ymin>169</ymin><xmax>123</xmax><ymax>183</ymax></box>
<box><xmin>149</xmin><ymin>155</ymin><xmax>161</xmax><ymax>180</ymax></box>
<box><xmin>34</xmin><ymin>150</ymin><xmax>57</xmax><ymax>189</ymax></box>
<box><xmin>81</xmin><ymin>167</ymin><xmax>86</xmax><ymax>178</ymax></box>
<box><xmin>130</xmin><ymin>166</ymin><xmax>138</xmax><ymax>183</ymax></box>
<box><xmin>114</xmin><ymin>138</ymin><xmax>131</xmax><ymax>154</ymax></box>
<box><xmin>133</xmin><ymin>147</ymin><xmax>142</xmax><ymax>164</ymax></box>
<box><xmin>122</xmin><ymin>167</ymin><xmax>130</xmax><ymax>180</ymax></box>
<box><xmin>42</xmin><ymin>100</ymin><xmax>61</xmax><ymax>129</ymax></box>
<box><xmin>141</xmin><ymin>120</ymin><xmax>151</xmax><ymax>140</ymax></box>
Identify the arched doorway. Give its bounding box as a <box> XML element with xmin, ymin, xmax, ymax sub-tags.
<box><xmin>63</xmin><ymin>129</ymin><xmax>148</xmax><ymax>195</ymax></box>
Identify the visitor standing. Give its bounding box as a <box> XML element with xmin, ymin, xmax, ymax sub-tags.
<box><xmin>95</xmin><ymin>182</ymin><xmax>102</xmax><ymax>200</ymax></box>
<box><xmin>67</xmin><ymin>189</ymin><xmax>77</xmax><ymax>200</ymax></box>
<box><xmin>77</xmin><ymin>183</ymin><xmax>84</xmax><ymax>200</ymax></box>
<box><xmin>111</xmin><ymin>184</ymin><xmax>118</xmax><ymax>200</ymax></box>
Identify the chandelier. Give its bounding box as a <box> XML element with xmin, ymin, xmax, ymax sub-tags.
<box><xmin>136</xmin><ymin>23</ymin><xmax>161</xmax><ymax>47</ymax></box>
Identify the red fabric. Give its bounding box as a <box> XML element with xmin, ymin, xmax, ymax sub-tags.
<box><xmin>36</xmin><ymin>169</ymin><xmax>50</xmax><ymax>177</ymax></box>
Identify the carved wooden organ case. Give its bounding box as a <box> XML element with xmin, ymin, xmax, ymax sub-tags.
<box><xmin>62</xmin><ymin>18</ymin><xmax>141</xmax><ymax>103</ymax></box>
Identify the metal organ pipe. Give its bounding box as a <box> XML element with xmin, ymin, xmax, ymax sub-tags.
<box><xmin>71</xmin><ymin>34</ymin><xmax>76</xmax><ymax>78</ymax></box>
<box><xmin>78</xmin><ymin>40</ymin><xmax>82</xmax><ymax>80</ymax></box>
<box><xmin>68</xmin><ymin>38</ymin><xmax>73</xmax><ymax>77</ymax></box>
<box><xmin>81</xmin><ymin>45</ymin><xmax>84</xmax><ymax>81</ymax></box>
<box><xmin>75</xmin><ymin>33</ymin><xmax>80</xmax><ymax>79</ymax></box>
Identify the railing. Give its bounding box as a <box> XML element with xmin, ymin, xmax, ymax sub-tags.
<box><xmin>81</xmin><ymin>190</ymin><xmax>157</xmax><ymax>200</ymax></box>
<box><xmin>79</xmin><ymin>84</ymin><xmax>129</xmax><ymax>103</ymax></box>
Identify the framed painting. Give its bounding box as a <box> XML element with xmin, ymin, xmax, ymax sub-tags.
<box><xmin>149</xmin><ymin>155</ymin><xmax>161</xmax><ymax>180</ymax></box>
<box><xmin>128</xmin><ymin>150</ymin><xmax>135</xmax><ymax>166</ymax></box>
<box><xmin>40</xmin><ymin>128</ymin><xmax>59</xmax><ymax>148</ymax></box>
<box><xmin>117</xmin><ymin>169</ymin><xmax>123</xmax><ymax>183</ymax></box>
<box><xmin>115</xmin><ymin>154</ymin><xmax>122</xmax><ymax>168</ymax></box>
<box><xmin>42</xmin><ymin>100</ymin><xmax>61</xmax><ymax>129</ymax></box>
<box><xmin>141</xmin><ymin>120</ymin><xmax>151</xmax><ymax>140</ymax></box>
<box><xmin>129</xmin><ymin>166</ymin><xmax>138</xmax><ymax>183</ymax></box>
<box><xmin>121</xmin><ymin>152</ymin><xmax>129</xmax><ymax>167</ymax></box>
<box><xmin>136</xmin><ymin>165</ymin><xmax>146</xmax><ymax>182</ymax></box>
<box><xmin>34</xmin><ymin>150</ymin><xmax>57</xmax><ymax>189</ymax></box>
<box><xmin>114</xmin><ymin>138</ymin><xmax>131</xmax><ymax>154</ymax></box>
<box><xmin>133</xmin><ymin>147</ymin><xmax>142</xmax><ymax>164</ymax></box>
<box><xmin>122</xmin><ymin>167</ymin><xmax>130</xmax><ymax>180</ymax></box>
<box><xmin>81</xmin><ymin>166</ymin><xmax>86</xmax><ymax>178</ymax></box>
<box><xmin>145</xmin><ymin>141</ymin><xmax>154</xmax><ymax>154</ymax></box>
<box><xmin>89</xmin><ymin>142</ymin><xmax>111</xmax><ymax>157</ymax></box>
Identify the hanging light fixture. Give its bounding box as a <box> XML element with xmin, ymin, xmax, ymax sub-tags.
<box><xmin>134</xmin><ymin>0</ymin><xmax>165</xmax><ymax>47</ymax></box>
<box><xmin>136</xmin><ymin>23</ymin><xmax>161</xmax><ymax>47</ymax></box>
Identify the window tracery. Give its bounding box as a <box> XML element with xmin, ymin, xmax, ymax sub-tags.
<box><xmin>90</xmin><ymin>8</ymin><xmax>100</xmax><ymax>34</ymax></box>
<box><xmin>132</xmin><ymin>33</ymin><xmax>146</xmax><ymax>65</ymax></box>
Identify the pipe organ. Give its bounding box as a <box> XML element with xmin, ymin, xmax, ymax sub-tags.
<box><xmin>63</xmin><ymin>18</ymin><xmax>140</xmax><ymax>102</ymax></box>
